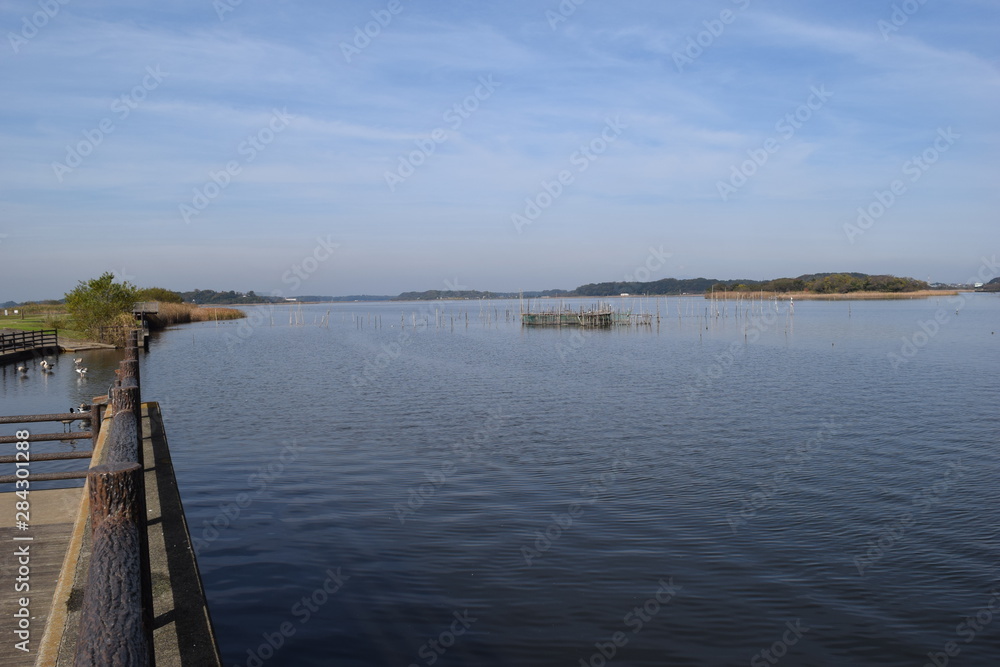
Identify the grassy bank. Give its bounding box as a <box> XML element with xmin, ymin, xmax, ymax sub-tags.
<box><xmin>1</xmin><ymin>302</ymin><xmax>245</xmax><ymax>344</ymax></box>
<box><xmin>0</xmin><ymin>306</ymin><xmax>86</xmax><ymax>339</ymax></box>
<box><xmin>704</xmin><ymin>290</ymin><xmax>959</xmax><ymax>300</ymax></box>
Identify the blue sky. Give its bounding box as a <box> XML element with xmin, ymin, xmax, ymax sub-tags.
<box><xmin>1</xmin><ymin>0</ymin><xmax>998</xmax><ymax>300</ymax></box>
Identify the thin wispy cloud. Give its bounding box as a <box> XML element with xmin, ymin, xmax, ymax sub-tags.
<box><xmin>1</xmin><ymin>0</ymin><xmax>997</xmax><ymax>299</ymax></box>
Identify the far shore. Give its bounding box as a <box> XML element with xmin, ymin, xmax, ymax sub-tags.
<box><xmin>703</xmin><ymin>289</ymin><xmax>961</xmax><ymax>300</ymax></box>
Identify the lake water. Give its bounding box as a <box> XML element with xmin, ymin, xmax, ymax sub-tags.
<box><xmin>3</xmin><ymin>294</ymin><xmax>999</xmax><ymax>666</ymax></box>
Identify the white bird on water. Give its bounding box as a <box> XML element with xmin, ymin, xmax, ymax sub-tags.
<box><xmin>40</xmin><ymin>359</ymin><xmax>54</xmax><ymax>372</ymax></box>
<box><xmin>76</xmin><ymin>367</ymin><xmax>88</xmax><ymax>377</ymax></box>
<box><xmin>17</xmin><ymin>365</ymin><xmax>28</xmax><ymax>377</ymax></box>
<box><xmin>74</xmin><ymin>358</ymin><xmax>83</xmax><ymax>366</ymax></box>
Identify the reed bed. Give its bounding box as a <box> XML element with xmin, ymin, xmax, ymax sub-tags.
<box><xmin>156</xmin><ymin>302</ymin><xmax>246</xmax><ymax>325</ymax></box>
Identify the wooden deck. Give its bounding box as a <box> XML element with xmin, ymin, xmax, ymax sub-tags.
<box><xmin>0</xmin><ymin>488</ymin><xmax>83</xmax><ymax>667</ymax></box>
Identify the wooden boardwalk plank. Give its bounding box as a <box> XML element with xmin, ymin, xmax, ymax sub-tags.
<box><xmin>0</xmin><ymin>488</ymin><xmax>82</xmax><ymax>667</ymax></box>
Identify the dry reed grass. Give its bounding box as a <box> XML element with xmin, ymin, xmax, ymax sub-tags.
<box><xmin>156</xmin><ymin>302</ymin><xmax>246</xmax><ymax>325</ymax></box>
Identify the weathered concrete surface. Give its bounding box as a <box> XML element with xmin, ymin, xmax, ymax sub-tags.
<box><xmin>10</xmin><ymin>402</ymin><xmax>221</xmax><ymax>666</ymax></box>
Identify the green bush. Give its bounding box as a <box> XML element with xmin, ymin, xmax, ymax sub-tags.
<box><xmin>64</xmin><ymin>272</ymin><xmax>139</xmax><ymax>342</ymax></box>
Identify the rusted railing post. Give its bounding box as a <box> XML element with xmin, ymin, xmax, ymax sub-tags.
<box><xmin>74</xmin><ymin>462</ymin><xmax>152</xmax><ymax>667</ymax></box>
<box><xmin>124</xmin><ymin>329</ymin><xmax>141</xmax><ymax>387</ymax></box>
<box><xmin>101</xmin><ymin>389</ymin><xmax>155</xmax><ymax>665</ymax></box>
<box><xmin>120</xmin><ymin>359</ymin><xmax>140</xmax><ymax>392</ymax></box>
<box><xmin>113</xmin><ymin>380</ymin><xmax>141</xmax><ymax>452</ymax></box>
<box><xmin>106</xmin><ymin>403</ymin><xmax>139</xmax><ymax>463</ymax></box>
<box><xmin>112</xmin><ymin>380</ymin><xmax>140</xmax><ymax>414</ymax></box>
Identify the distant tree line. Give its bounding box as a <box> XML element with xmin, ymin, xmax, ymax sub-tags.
<box><xmin>707</xmin><ymin>273</ymin><xmax>929</xmax><ymax>294</ymax></box>
<box><xmin>181</xmin><ymin>289</ymin><xmax>274</xmax><ymax>304</ymax></box>
<box><xmin>564</xmin><ymin>273</ymin><xmax>931</xmax><ymax>297</ymax></box>
<box><xmin>4</xmin><ymin>271</ymin><xmax>955</xmax><ymax>311</ymax></box>
<box><xmin>574</xmin><ymin>278</ymin><xmax>715</xmax><ymax>296</ymax></box>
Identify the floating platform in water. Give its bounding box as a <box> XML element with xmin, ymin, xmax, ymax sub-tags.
<box><xmin>520</xmin><ymin>304</ymin><xmax>652</xmax><ymax>328</ymax></box>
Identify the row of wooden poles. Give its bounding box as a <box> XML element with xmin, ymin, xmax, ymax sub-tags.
<box><xmin>1</xmin><ymin>329</ymin><xmax>155</xmax><ymax>665</ymax></box>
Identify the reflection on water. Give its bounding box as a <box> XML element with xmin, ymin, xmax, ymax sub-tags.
<box><xmin>1</xmin><ymin>348</ymin><xmax>122</xmax><ymax>488</ymax></box>
<box><xmin>5</xmin><ymin>296</ymin><xmax>1000</xmax><ymax>665</ymax></box>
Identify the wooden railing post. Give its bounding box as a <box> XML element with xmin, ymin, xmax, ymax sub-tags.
<box><xmin>112</xmin><ymin>379</ymin><xmax>140</xmax><ymax>416</ymax></box>
<box><xmin>108</xmin><ymin>375</ymin><xmax>154</xmax><ymax>656</ymax></box>
<box><xmin>121</xmin><ymin>359</ymin><xmax>141</xmax><ymax>392</ymax></box>
<box><xmin>89</xmin><ymin>399</ymin><xmax>103</xmax><ymax>450</ymax></box>
<box><xmin>74</xmin><ymin>462</ymin><xmax>152</xmax><ymax>667</ymax></box>
<box><xmin>101</xmin><ymin>391</ymin><xmax>154</xmax><ymax>666</ymax></box>
<box><xmin>105</xmin><ymin>404</ymin><xmax>139</xmax><ymax>463</ymax></box>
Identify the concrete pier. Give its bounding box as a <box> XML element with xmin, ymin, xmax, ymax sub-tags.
<box><xmin>0</xmin><ymin>402</ymin><xmax>220</xmax><ymax>666</ymax></box>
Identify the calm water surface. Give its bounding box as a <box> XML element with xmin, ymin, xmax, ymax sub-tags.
<box><xmin>4</xmin><ymin>295</ymin><xmax>999</xmax><ymax>665</ymax></box>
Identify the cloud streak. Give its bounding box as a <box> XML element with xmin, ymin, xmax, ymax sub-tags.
<box><xmin>1</xmin><ymin>1</ymin><xmax>998</xmax><ymax>299</ymax></box>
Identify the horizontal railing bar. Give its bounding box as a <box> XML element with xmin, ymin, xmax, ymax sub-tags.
<box><xmin>0</xmin><ymin>413</ymin><xmax>91</xmax><ymax>424</ymax></box>
<box><xmin>0</xmin><ymin>450</ymin><xmax>93</xmax><ymax>463</ymax></box>
<box><xmin>0</xmin><ymin>470</ymin><xmax>89</xmax><ymax>483</ymax></box>
<box><xmin>0</xmin><ymin>432</ymin><xmax>93</xmax><ymax>444</ymax></box>
<box><xmin>0</xmin><ymin>329</ymin><xmax>58</xmax><ymax>354</ymax></box>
